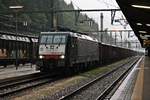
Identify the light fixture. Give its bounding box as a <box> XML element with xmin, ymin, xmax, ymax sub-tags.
<box><xmin>9</xmin><ymin>6</ymin><xmax>24</xmax><ymax>9</ymax></box>
<box><xmin>145</xmin><ymin>35</ymin><xmax>150</xmax><ymax>37</ymax></box>
<box><xmin>146</xmin><ymin>24</ymin><xmax>150</xmax><ymax>26</ymax></box>
<box><xmin>140</xmin><ymin>34</ymin><xmax>148</xmax><ymax>40</ymax></box>
<box><xmin>139</xmin><ymin>31</ymin><xmax>147</xmax><ymax>34</ymax></box>
<box><xmin>9</xmin><ymin>5</ymin><xmax>24</xmax><ymax>68</ymax></box>
<box><xmin>136</xmin><ymin>23</ymin><xmax>142</xmax><ymax>26</ymax></box>
<box><xmin>132</xmin><ymin>5</ymin><xmax>150</xmax><ymax>9</ymax></box>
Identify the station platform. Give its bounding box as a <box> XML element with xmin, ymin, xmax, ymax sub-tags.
<box><xmin>0</xmin><ymin>64</ymin><xmax>39</xmax><ymax>80</ymax></box>
<box><xmin>111</xmin><ymin>56</ymin><xmax>150</xmax><ymax>100</ymax></box>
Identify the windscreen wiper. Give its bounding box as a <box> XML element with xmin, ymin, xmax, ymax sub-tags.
<box><xmin>44</xmin><ymin>36</ymin><xmax>48</xmax><ymax>49</ymax></box>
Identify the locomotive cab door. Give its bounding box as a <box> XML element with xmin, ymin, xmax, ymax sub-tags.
<box><xmin>67</xmin><ymin>36</ymin><xmax>77</xmax><ymax>67</ymax></box>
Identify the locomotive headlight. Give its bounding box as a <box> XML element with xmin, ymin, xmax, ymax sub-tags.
<box><xmin>60</xmin><ymin>55</ymin><xmax>65</xmax><ymax>59</ymax></box>
<box><xmin>39</xmin><ymin>55</ymin><xmax>44</xmax><ymax>59</ymax></box>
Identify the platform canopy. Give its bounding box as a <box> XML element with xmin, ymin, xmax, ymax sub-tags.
<box><xmin>116</xmin><ymin>0</ymin><xmax>150</xmax><ymax>48</ymax></box>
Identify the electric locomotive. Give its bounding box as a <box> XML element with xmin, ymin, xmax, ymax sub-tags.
<box><xmin>37</xmin><ymin>31</ymin><xmax>99</xmax><ymax>72</ymax></box>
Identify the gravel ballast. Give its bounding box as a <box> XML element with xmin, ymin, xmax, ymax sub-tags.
<box><xmin>5</xmin><ymin>57</ymin><xmax>135</xmax><ymax>100</ymax></box>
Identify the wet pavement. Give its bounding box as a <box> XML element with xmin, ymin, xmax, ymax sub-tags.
<box><xmin>110</xmin><ymin>57</ymin><xmax>143</xmax><ymax>100</ymax></box>
<box><xmin>0</xmin><ymin>64</ymin><xmax>40</xmax><ymax>80</ymax></box>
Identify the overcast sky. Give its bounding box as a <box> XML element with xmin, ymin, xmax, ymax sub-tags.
<box><xmin>64</xmin><ymin>0</ymin><xmax>131</xmax><ymax>30</ymax></box>
<box><xmin>63</xmin><ymin>0</ymin><xmax>142</xmax><ymax>49</ymax></box>
<box><xmin>64</xmin><ymin>0</ymin><xmax>119</xmax><ymax>9</ymax></box>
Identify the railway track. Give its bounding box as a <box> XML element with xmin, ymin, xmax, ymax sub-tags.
<box><xmin>0</xmin><ymin>72</ymin><xmax>57</xmax><ymax>97</ymax></box>
<box><xmin>59</xmin><ymin>57</ymin><xmax>141</xmax><ymax>100</ymax></box>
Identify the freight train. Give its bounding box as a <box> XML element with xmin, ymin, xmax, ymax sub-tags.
<box><xmin>36</xmin><ymin>31</ymin><xmax>138</xmax><ymax>72</ymax></box>
<box><xmin>0</xmin><ymin>31</ymin><xmax>38</xmax><ymax>67</ymax></box>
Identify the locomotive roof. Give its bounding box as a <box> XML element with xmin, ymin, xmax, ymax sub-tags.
<box><xmin>41</xmin><ymin>31</ymin><xmax>98</xmax><ymax>42</ymax></box>
<box><xmin>101</xmin><ymin>42</ymin><xmax>133</xmax><ymax>50</ymax></box>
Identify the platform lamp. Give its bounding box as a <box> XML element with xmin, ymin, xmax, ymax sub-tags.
<box><xmin>9</xmin><ymin>6</ymin><xmax>24</xmax><ymax>70</ymax></box>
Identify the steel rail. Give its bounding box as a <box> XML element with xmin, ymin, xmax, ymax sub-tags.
<box><xmin>0</xmin><ymin>73</ymin><xmax>56</xmax><ymax>97</ymax></box>
<box><xmin>96</xmin><ymin>57</ymin><xmax>140</xmax><ymax>100</ymax></box>
<box><xmin>59</xmin><ymin>57</ymin><xmax>138</xmax><ymax>100</ymax></box>
<box><xmin>0</xmin><ymin>74</ymin><xmax>50</xmax><ymax>89</ymax></box>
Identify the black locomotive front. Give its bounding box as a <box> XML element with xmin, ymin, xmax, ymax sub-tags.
<box><xmin>37</xmin><ymin>32</ymin><xmax>99</xmax><ymax>72</ymax></box>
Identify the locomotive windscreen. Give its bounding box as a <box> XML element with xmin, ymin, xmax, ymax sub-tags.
<box><xmin>40</xmin><ymin>35</ymin><xmax>66</xmax><ymax>44</ymax></box>
<box><xmin>39</xmin><ymin>34</ymin><xmax>67</xmax><ymax>59</ymax></box>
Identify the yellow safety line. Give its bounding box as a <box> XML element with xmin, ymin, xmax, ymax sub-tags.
<box><xmin>131</xmin><ymin>58</ymin><xmax>144</xmax><ymax>100</ymax></box>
